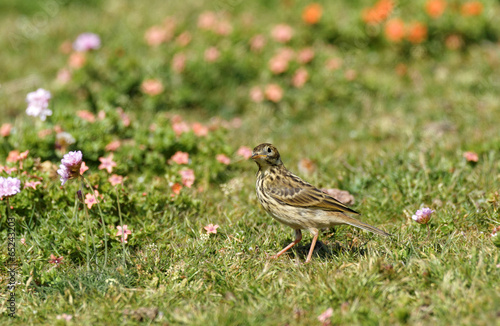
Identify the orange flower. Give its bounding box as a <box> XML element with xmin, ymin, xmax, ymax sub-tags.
<box><xmin>362</xmin><ymin>0</ymin><xmax>394</xmax><ymax>25</ymax></box>
<box><xmin>384</xmin><ymin>18</ymin><xmax>405</xmax><ymax>42</ymax></box>
<box><xmin>425</xmin><ymin>0</ymin><xmax>446</xmax><ymax>18</ymax></box>
<box><xmin>68</xmin><ymin>52</ymin><xmax>86</xmax><ymax>69</ymax></box>
<box><xmin>461</xmin><ymin>1</ymin><xmax>483</xmax><ymax>16</ymax></box>
<box><xmin>171</xmin><ymin>183</ymin><xmax>182</xmax><ymax>195</ymax></box>
<box><xmin>407</xmin><ymin>22</ymin><xmax>427</xmax><ymax>44</ymax></box>
<box><xmin>302</xmin><ymin>3</ymin><xmax>322</xmax><ymax>25</ymax></box>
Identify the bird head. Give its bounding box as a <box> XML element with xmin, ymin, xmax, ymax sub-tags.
<box><xmin>251</xmin><ymin>143</ymin><xmax>282</xmax><ymax>167</ymax></box>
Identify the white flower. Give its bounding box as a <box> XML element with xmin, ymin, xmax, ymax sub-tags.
<box><xmin>26</xmin><ymin>88</ymin><xmax>52</xmax><ymax>121</ymax></box>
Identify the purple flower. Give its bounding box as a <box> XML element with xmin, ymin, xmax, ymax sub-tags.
<box><xmin>26</xmin><ymin>88</ymin><xmax>52</xmax><ymax>121</ymax></box>
<box><xmin>0</xmin><ymin>177</ymin><xmax>21</xmax><ymax>199</ymax></box>
<box><xmin>412</xmin><ymin>207</ymin><xmax>434</xmax><ymax>224</ymax></box>
<box><xmin>57</xmin><ymin>151</ymin><xmax>83</xmax><ymax>185</ymax></box>
<box><xmin>73</xmin><ymin>33</ymin><xmax>101</xmax><ymax>52</ymax></box>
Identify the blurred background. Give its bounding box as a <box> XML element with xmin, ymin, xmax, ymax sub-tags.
<box><xmin>1</xmin><ymin>0</ymin><xmax>499</xmax><ymax>175</ymax></box>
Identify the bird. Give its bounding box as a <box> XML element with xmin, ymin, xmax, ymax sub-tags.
<box><xmin>251</xmin><ymin>143</ymin><xmax>391</xmax><ymax>263</ymax></box>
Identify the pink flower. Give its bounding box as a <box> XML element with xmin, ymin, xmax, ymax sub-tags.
<box><xmin>269</xmin><ymin>55</ymin><xmax>289</xmax><ymax>74</ymax></box>
<box><xmin>237</xmin><ymin>146</ymin><xmax>253</xmax><ymax>159</ymax></box>
<box><xmin>198</xmin><ymin>11</ymin><xmax>217</xmax><ymax>30</ymax></box>
<box><xmin>179</xmin><ymin>169</ymin><xmax>195</xmax><ymax>188</ymax></box>
<box><xmin>19</xmin><ymin>150</ymin><xmax>29</xmax><ymax>160</ymax></box>
<box><xmin>412</xmin><ymin>207</ymin><xmax>434</xmax><ymax>224</ymax></box>
<box><xmin>56</xmin><ymin>68</ymin><xmax>72</xmax><ymax>84</ymax></box>
<box><xmin>85</xmin><ymin>193</ymin><xmax>97</xmax><ymax>209</ymax></box>
<box><xmin>271</xmin><ymin>24</ymin><xmax>294</xmax><ymax>43</ymax></box>
<box><xmin>116</xmin><ymin>225</ymin><xmax>132</xmax><ymax>243</ymax></box>
<box><xmin>26</xmin><ymin>88</ymin><xmax>52</xmax><ymax>121</ymax></box>
<box><xmin>216</xmin><ymin>154</ymin><xmax>231</xmax><ymax>165</ymax></box>
<box><xmin>77</xmin><ymin>110</ymin><xmax>96</xmax><ymax>123</ymax></box>
<box><xmin>0</xmin><ymin>166</ymin><xmax>17</xmax><ymax>175</ymax></box>
<box><xmin>292</xmin><ymin>68</ymin><xmax>309</xmax><ymax>88</ymax></box>
<box><xmin>297</xmin><ymin>47</ymin><xmax>315</xmax><ymax>64</ymax></box>
<box><xmin>73</xmin><ymin>33</ymin><xmax>101</xmax><ymax>52</ymax></box>
<box><xmin>20</xmin><ymin>238</ymin><xmax>26</xmax><ymax>245</ymax></box>
<box><xmin>215</xmin><ymin>20</ymin><xmax>232</xmax><ymax>35</ymax></box>
<box><xmin>80</xmin><ymin>161</ymin><xmax>89</xmax><ymax>175</ymax></box>
<box><xmin>204</xmin><ymin>47</ymin><xmax>220</xmax><ymax>62</ymax></box>
<box><xmin>144</xmin><ymin>25</ymin><xmax>170</xmax><ymax>46</ymax></box>
<box><xmin>326</xmin><ymin>57</ymin><xmax>343</xmax><ymax>70</ymax></box>
<box><xmin>5</xmin><ymin>150</ymin><xmax>22</xmax><ymax>163</ymax></box>
<box><xmin>318</xmin><ymin>308</ymin><xmax>333</xmax><ymax>323</ymax></box>
<box><xmin>0</xmin><ymin>177</ymin><xmax>21</xmax><ymax>199</ymax></box>
<box><xmin>172</xmin><ymin>121</ymin><xmax>190</xmax><ymax>137</ymax></box>
<box><xmin>57</xmin><ymin>151</ymin><xmax>83</xmax><ymax>185</ymax></box>
<box><xmin>176</xmin><ymin>31</ymin><xmax>192</xmax><ymax>47</ymax></box>
<box><xmin>172</xmin><ymin>53</ymin><xmax>186</xmax><ymax>73</ymax></box>
<box><xmin>24</xmin><ymin>181</ymin><xmax>41</xmax><ymax>190</ymax></box>
<box><xmin>264</xmin><ymin>84</ymin><xmax>284</xmax><ymax>103</ymax></box>
<box><xmin>1</xmin><ymin>123</ymin><xmax>12</xmax><ymax>137</ymax></box>
<box><xmin>61</xmin><ymin>151</ymin><xmax>83</xmax><ymax>172</ymax></box>
<box><xmin>108</xmin><ymin>174</ymin><xmax>123</xmax><ymax>186</ymax></box>
<box><xmin>105</xmin><ymin>140</ymin><xmax>121</xmax><ymax>151</ymax></box>
<box><xmin>49</xmin><ymin>254</ymin><xmax>64</xmax><ymax>265</ymax></box>
<box><xmin>463</xmin><ymin>151</ymin><xmax>478</xmax><ymax>162</ymax></box>
<box><xmin>98</xmin><ymin>154</ymin><xmax>117</xmax><ymax>173</ymax></box>
<box><xmin>116</xmin><ymin>107</ymin><xmax>131</xmax><ymax>127</ymax></box>
<box><xmin>7</xmin><ymin>150</ymin><xmax>21</xmax><ymax>163</ymax></box>
<box><xmin>56</xmin><ymin>314</ymin><xmax>73</xmax><ymax>321</ymax></box>
<box><xmin>204</xmin><ymin>223</ymin><xmax>219</xmax><ymax>234</ymax></box>
<box><xmin>249</xmin><ymin>87</ymin><xmax>264</xmax><ymax>103</ymax></box>
<box><xmin>171</xmin><ymin>151</ymin><xmax>189</xmax><ymax>164</ymax></box>
<box><xmin>141</xmin><ymin>79</ymin><xmax>163</xmax><ymax>96</ymax></box>
<box><xmin>192</xmin><ymin>122</ymin><xmax>209</xmax><ymax>137</ymax></box>
<box><xmin>250</xmin><ymin>34</ymin><xmax>266</xmax><ymax>52</ymax></box>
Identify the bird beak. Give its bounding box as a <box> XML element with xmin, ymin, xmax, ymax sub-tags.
<box><xmin>251</xmin><ymin>154</ymin><xmax>264</xmax><ymax>160</ymax></box>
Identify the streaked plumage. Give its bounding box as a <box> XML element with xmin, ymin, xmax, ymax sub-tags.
<box><xmin>251</xmin><ymin>143</ymin><xmax>391</xmax><ymax>263</ymax></box>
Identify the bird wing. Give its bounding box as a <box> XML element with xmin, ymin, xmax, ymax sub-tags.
<box><xmin>265</xmin><ymin>171</ymin><xmax>359</xmax><ymax>215</ymax></box>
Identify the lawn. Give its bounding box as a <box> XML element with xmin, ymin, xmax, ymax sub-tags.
<box><xmin>1</xmin><ymin>0</ymin><xmax>499</xmax><ymax>325</ymax></box>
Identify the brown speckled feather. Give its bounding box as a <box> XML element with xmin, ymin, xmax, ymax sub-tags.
<box><xmin>265</xmin><ymin>166</ymin><xmax>359</xmax><ymax>215</ymax></box>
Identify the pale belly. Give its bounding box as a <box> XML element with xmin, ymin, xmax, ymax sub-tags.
<box><xmin>256</xmin><ymin>182</ymin><xmax>347</xmax><ymax>230</ymax></box>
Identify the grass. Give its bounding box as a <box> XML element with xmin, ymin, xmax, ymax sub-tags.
<box><xmin>1</xmin><ymin>0</ymin><xmax>500</xmax><ymax>325</ymax></box>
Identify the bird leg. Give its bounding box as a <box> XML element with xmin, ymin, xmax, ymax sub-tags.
<box><xmin>273</xmin><ymin>229</ymin><xmax>302</xmax><ymax>259</ymax></box>
<box><xmin>305</xmin><ymin>229</ymin><xmax>319</xmax><ymax>264</ymax></box>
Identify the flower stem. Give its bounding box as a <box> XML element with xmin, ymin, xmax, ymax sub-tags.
<box><xmin>81</xmin><ymin>179</ymin><xmax>97</xmax><ymax>268</ymax></box>
<box><xmin>83</xmin><ymin>177</ymin><xmax>108</xmax><ymax>269</ymax></box>
<box><xmin>115</xmin><ymin>187</ymin><xmax>127</xmax><ymax>267</ymax></box>
<box><xmin>78</xmin><ymin>182</ymin><xmax>90</xmax><ymax>271</ymax></box>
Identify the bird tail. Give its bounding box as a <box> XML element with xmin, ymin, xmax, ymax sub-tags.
<box><xmin>342</xmin><ymin>215</ymin><xmax>392</xmax><ymax>237</ymax></box>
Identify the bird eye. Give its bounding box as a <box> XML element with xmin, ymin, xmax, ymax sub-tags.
<box><xmin>267</xmin><ymin>147</ymin><xmax>272</xmax><ymax>153</ymax></box>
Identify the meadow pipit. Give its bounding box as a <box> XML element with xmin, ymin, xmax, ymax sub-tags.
<box><xmin>251</xmin><ymin>143</ymin><xmax>391</xmax><ymax>263</ymax></box>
